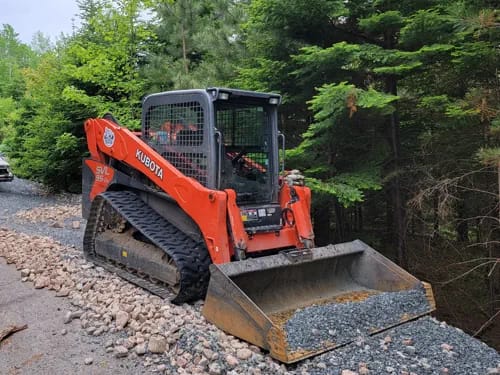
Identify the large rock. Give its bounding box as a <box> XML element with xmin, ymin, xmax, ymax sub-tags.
<box><xmin>34</xmin><ymin>276</ymin><xmax>50</xmax><ymax>289</ymax></box>
<box><xmin>225</xmin><ymin>354</ymin><xmax>239</xmax><ymax>367</ymax></box>
<box><xmin>135</xmin><ymin>343</ymin><xmax>147</xmax><ymax>356</ymax></box>
<box><xmin>114</xmin><ymin>345</ymin><xmax>128</xmax><ymax>358</ymax></box>
<box><xmin>236</xmin><ymin>348</ymin><xmax>253</xmax><ymax>360</ymax></box>
<box><xmin>115</xmin><ymin>310</ymin><xmax>129</xmax><ymax>330</ymax></box>
<box><xmin>64</xmin><ymin>310</ymin><xmax>83</xmax><ymax>324</ymax></box>
<box><xmin>56</xmin><ymin>287</ymin><xmax>70</xmax><ymax>297</ymax></box>
<box><xmin>148</xmin><ymin>336</ymin><xmax>167</xmax><ymax>354</ymax></box>
<box><xmin>20</xmin><ymin>268</ymin><xmax>30</xmax><ymax>277</ymax></box>
<box><xmin>208</xmin><ymin>363</ymin><xmax>223</xmax><ymax>375</ymax></box>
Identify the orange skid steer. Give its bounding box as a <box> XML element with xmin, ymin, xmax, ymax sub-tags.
<box><xmin>82</xmin><ymin>88</ymin><xmax>435</xmax><ymax>363</ymax></box>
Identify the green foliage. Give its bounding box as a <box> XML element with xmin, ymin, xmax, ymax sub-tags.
<box><xmin>0</xmin><ymin>97</ymin><xmax>19</xmax><ymax>143</ymax></box>
<box><xmin>0</xmin><ymin>25</ymin><xmax>36</xmax><ymax>99</ymax></box>
<box><xmin>284</xmin><ymin>82</ymin><xmax>395</xmax><ymax>206</ymax></box>
<box><xmin>142</xmin><ymin>0</ymin><xmax>245</xmax><ymax>91</ymax></box>
<box><xmin>302</xmin><ymin>83</ymin><xmax>397</xmax><ymax>139</ymax></box>
<box><xmin>399</xmin><ymin>9</ymin><xmax>456</xmax><ymax>50</ymax></box>
<box><xmin>234</xmin><ymin>59</ymin><xmax>288</xmax><ymax>94</ymax></box>
<box><xmin>477</xmin><ymin>147</ymin><xmax>500</xmax><ymax>165</ymax></box>
<box><xmin>0</xmin><ymin>1</ymin><xmax>156</xmax><ymax>191</ymax></box>
<box><xmin>63</xmin><ymin>0</ymin><xmax>152</xmax><ymax>128</ymax></box>
<box><xmin>1</xmin><ymin>50</ymin><xmax>86</xmax><ymax>191</ymax></box>
<box><xmin>308</xmin><ymin>82</ymin><xmax>357</xmax><ymax>123</ymax></box>
<box><xmin>373</xmin><ymin>61</ymin><xmax>423</xmax><ymax>75</ymax></box>
<box><xmin>306</xmin><ymin>171</ymin><xmax>382</xmax><ymax>207</ymax></box>
<box><xmin>444</xmin><ymin>102</ymin><xmax>479</xmax><ymax>119</ymax></box>
<box><xmin>357</xmin><ymin>88</ymin><xmax>399</xmax><ymax>113</ymax></box>
<box><xmin>359</xmin><ymin>11</ymin><xmax>405</xmax><ymax>35</ymax></box>
<box><xmin>0</xmin><ymin>0</ymin><xmax>498</xmax><ymax>220</ymax></box>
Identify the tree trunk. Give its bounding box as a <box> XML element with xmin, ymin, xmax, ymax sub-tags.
<box><xmin>456</xmin><ymin>200</ymin><xmax>469</xmax><ymax>242</ymax></box>
<box><xmin>380</xmin><ymin>30</ymin><xmax>407</xmax><ymax>267</ymax></box>
<box><xmin>355</xmin><ymin>205</ymin><xmax>363</xmax><ymax>232</ymax></box>
<box><xmin>386</xmin><ymin>188</ymin><xmax>393</xmax><ymax>242</ymax></box>
<box><xmin>181</xmin><ymin>24</ymin><xmax>189</xmax><ymax>74</ymax></box>
<box><xmin>312</xmin><ymin>201</ymin><xmax>332</xmax><ymax>246</ymax></box>
<box><xmin>334</xmin><ymin>202</ymin><xmax>346</xmax><ymax>243</ymax></box>
<box><xmin>433</xmin><ymin>192</ymin><xmax>439</xmax><ymax>237</ymax></box>
<box><xmin>386</xmin><ymin>77</ymin><xmax>407</xmax><ymax>267</ymax></box>
<box><xmin>392</xmin><ymin>169</ymin><xmax>407</xmax><ymax>267</ymax></box>
<box><xmin>492</xmin><ymin>162</ymin><xmax>500</xmax><ymax>314</ymax></box>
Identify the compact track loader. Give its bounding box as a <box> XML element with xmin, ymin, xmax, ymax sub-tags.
<box><xmin>82</xmin><ymin>88</ymin><xmax>435</xmax><ymax>363</ymax></box>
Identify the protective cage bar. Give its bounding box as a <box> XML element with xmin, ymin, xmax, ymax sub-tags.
<box><xmin>143</xmin><ymin>96</ymin><xmax>209</xmax><ymax>186</ymax></box>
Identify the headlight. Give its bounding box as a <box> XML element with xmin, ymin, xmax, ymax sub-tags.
<box><xmin>218</xmin><ymin>92</ymin><xmax>229</xmax><ymax>100</ymax></box>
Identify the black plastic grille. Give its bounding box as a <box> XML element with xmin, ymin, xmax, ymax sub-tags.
<box><xmin>144</xmin><ymin>101</ymin><xmax>207</xmax><ymax>186</ymax></box>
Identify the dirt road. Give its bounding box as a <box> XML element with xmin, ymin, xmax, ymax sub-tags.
<box><xmin>0</xmin><ymin>179</ymin><xmax>141</xmax><ymax>374</ymax></box>
<box><xmin>0</xmin><ymin>258</ymin><xmax>141</xmax><ymax>374</ymax></box>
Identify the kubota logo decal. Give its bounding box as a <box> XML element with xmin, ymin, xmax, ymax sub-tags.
<box><xmin>103</xmin><ymin>127</ymin><xmax>115</xmax><ymax>147</ymax></box>
<box><xmin>135</xmin><ymin>149</ymin><xmax>164</xmax><ymax>180</ymax></box>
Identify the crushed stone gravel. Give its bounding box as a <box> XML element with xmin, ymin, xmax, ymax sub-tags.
<box><xmin>285</xmin><ymin>287</ymin><xmax>431</xmax><ymax>351</ymax></box>
<box><xmin>0</xmin><ymin>178</ymin><xmax>84</xmax><ymax>249</ymax></box>
<box><xmin>295</xmin><ymin>316</ymin><xmax>499</xmax><ymax>375</ymax></box>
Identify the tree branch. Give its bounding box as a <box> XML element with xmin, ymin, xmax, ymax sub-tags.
<box><xmin>473</xmin><ymin>309</ymin><xmax>500</xmax><ymax>337</ymax></box>
<box><xmin>440</xmin><ymin>261</ymin><xmax>497</xmax><ymax>286</ymax></box>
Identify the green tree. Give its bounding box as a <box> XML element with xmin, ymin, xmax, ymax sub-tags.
<box><xmin>0</xmin><ymin>24</ymin><xmax>36</xmax><ymax>99</ymax></box>
<box><xmin>64</xmin><ymin>0</ymin><xmax>152</xmax><ymax>126</ymax></box>
<box><xmin>142</xmin><ymin>0</ymin><xmax>245</xmax><ymax>91</ymax></box>
<box><xmin>3</xmin><ymin>0</ymin><xmax>152</xmax><ymax>191</ymax></box>
<box><xmin>239</xmin><ymin>0</ymin><xmax>499</xmax><ymax>345</ymax></box>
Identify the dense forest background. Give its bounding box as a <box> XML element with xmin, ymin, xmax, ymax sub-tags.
<box><xmin>0</xmin><ymin>0</ymin><xmax>498</xmax><ymax>348</ymax></box>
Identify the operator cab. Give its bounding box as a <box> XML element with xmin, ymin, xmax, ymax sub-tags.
<box><xmin>212</xmin><ymin>88</ymin><xmax>282</xmax><ymax>233</ymax></box>
<box><xmin>212</xmin><ymin>89</ymin><xmax>279</xmax><ymax>203</ymax></box>
<box><xmin>142</xmin><ymin>88</ymin><xmax>283</xmax><ymax>233</ymax></box>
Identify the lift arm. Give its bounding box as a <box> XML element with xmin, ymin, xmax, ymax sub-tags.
<box><xmin>84</xmin><ymin>118</ymin><xmax>231</xmax><ymax>264</ymax></box>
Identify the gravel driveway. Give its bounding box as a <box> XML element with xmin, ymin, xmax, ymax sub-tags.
<box><xmin>0</xmin><ymin>179</ymin><xmax>85</xmax><ymax>249</ymax></box>
<box><xmin>0</xmin><ymin>178</ymin><xmax>498</xmax><ymax>375</ymax></box>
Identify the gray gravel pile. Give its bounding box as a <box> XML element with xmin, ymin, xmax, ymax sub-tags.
<box><xmin>295</xmin><ymin>316</ymin><xmax>500</xmax><ymax>375</ymax></box>
<box><xmin>0</xmin><ymin>178</ymin><xmax>84</xmax><ymax>249</ymax></box>
<box><xmin>285</xmin><ymin>287</ymin><xmax>431</xmax><ymax>351</ymax></box>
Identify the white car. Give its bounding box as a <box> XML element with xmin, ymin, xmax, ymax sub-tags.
<box><xmin>0</xmin><ymin>154</ymin><xmax>14</xmax><ymax>182</ymax></box>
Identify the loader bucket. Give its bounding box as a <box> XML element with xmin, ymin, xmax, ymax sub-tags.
<box><xmin>202</xmin><ymin>240</ymin><xmax>435</xmax><ymax>363</ymax></box>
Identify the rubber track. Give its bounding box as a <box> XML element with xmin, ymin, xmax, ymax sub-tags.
<box><xmin>83</xmin><ymin>190</ymin><xmax>211</xmax><ymax>303</ymax></box>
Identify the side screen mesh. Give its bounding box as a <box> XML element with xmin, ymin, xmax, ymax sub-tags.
<box><xmin>216</xmin><ymin>103</ymin><xmax>272</xmax><ymax>204</ymax></box>
<box><xmin>144</xmin><ymin>101</ymin><xmax>208</xmax><ymax>186</ymax></box>
<box><xmin>217</xmin><ymin>105</ymin><xmax>268</xmax><ymax>170</ymax></box>
<box><xmin>217</xmin><ymin>105</ymin><xmax>265</xmax><ymax>147</ymax></box>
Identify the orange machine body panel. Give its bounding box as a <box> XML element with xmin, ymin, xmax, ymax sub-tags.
<box><xmin>84</xmin><ymin>117</ymin><xmax>314</xmax><ymax>264</ymax></box>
